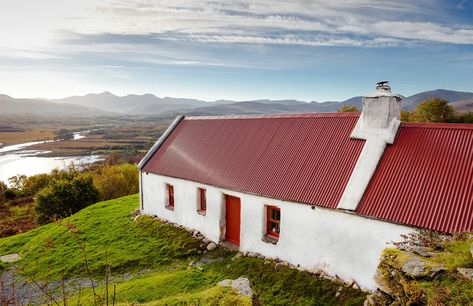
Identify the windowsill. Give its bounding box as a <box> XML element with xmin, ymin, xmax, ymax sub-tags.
<box><xmin>197</xmin><ymin>210</ymin><xmax>206</xmax><ymax>216</ymax></box>
<box><xmin>262</xmin><ymin>235</ymin><xmax>279</xmax><ymax>245</ymax></box>
<box><xmin>165</xmin><ymin>205</ymin><xmax>174</xmax><ymax>211</ymax></box>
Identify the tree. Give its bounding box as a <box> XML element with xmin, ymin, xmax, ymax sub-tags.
<box><xmin>413</xmin><ymin>97</ymin><xmax>454</xmax><ymax>123</ymax></box>
<box><xmin>35</xmin><ymin>174</ymin><xmax>99</xmax><ymax>224</ymax></box>
<box><xmin>92</xmin><ymin>164</ymin><xmax>139</xmax><ymax>201</ymax></box>
<box><xmin>0</xmin><ymin>181</ymin><xmax>7</xmax><ymax>204</ymax></box>
<box><xmin>337</xmin><ymin>104</ymin><xmax>360</xmax><ymax>112</ymax></box>
<box><xmin>21</xmin><ymin>173</ymin><xmax>52</xmax><ymax>196</ymax></box>
<box><xmin>400</xmin><ymin>110</ymin><xmax>415</xmax><ymax>122</ymax></box>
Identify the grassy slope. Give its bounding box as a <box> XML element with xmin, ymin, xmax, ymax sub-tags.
<box><xmin>0</xmin><ymin>194</ymin><xmax>366</xmax><ymax>305</ymax></box>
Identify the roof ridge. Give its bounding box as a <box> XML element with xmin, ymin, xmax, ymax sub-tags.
<box><xmin>185</xmin><ymin>112</ymin><xmax>361</xmax><ymax>120</ymax></box>
<box><xmin>401</xmin><ymin>122</ymin><xmax>473</xmax><ymax>130</ymax></box>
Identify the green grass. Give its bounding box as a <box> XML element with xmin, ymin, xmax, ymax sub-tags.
<box><xmin>0</xmin><ymin>194</ymin><xmax>367</xmax><ymax>305</ymax></box>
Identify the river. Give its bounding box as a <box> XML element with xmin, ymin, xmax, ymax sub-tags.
<box><xmin>0</xmin><ymin>131</ymin><xmax>103</xmax><ymax>184</ymax></box>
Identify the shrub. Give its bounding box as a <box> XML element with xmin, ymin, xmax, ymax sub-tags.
<box><xmin>337</xmin><ymin>104</ymin><xmax>359</xmax><ymax>112</ymax></box>
<box><xmin>0</xmin><ymin>181</ymin><xmax>6</xmax><ymax>204</ymax></box>
<box><xmin>92</xmin><ymin>164</ymin><xmax>139</xmax><ymax>201</ymax></box>
<box><xmin>35</xmin><ymin>174</ymin><xmax>99</xmax><ymax>224</ymax></box>
<box><xmin>21</xmin><ymin>173</ymin><xmax>53</xmax><ymax>196</ymax></box>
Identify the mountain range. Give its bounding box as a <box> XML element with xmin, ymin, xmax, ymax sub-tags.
<box><xmin>1</xmin><ymin>89</ymin><xmax>472</xmax><ymax>117</ymax></box>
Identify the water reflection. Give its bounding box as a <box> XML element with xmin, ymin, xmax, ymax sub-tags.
<box><xmin>0</xmin><ymin>131</ymin><xmax>102</xmax><ymax>184</ymax></box>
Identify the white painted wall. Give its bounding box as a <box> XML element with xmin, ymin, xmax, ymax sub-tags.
<box><xmin>141</xmin><ymin>172</ymin><xmax>413</xmax><ymax>290</ymax></box>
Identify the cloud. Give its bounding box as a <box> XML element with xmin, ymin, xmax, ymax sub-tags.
<box><xmin>88</xmin><ymin>0</ymin><xmax>472</xmax><ymax>46</ymax></box>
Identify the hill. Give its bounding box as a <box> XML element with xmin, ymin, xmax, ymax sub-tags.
<box><xmin>0</xmin><ymin>94</ymin><xmax>110</xmax><ymax>116</ymax></box>
<box><xmin>52</xmin><ymin>92</ymin><xmax>209</xmax><ymax>115</ymax></box>
<box><xmin>2</xmin><ymin>89</ymin><xmax>473</xmax><ymax>117</ymax></box>
<box><xmin>402</xmin><ymin>89</ymin><xmax>473</xmax><ymax>109</ymax></box>
<box><xmin>0</xmin><ymin>195</ymin><xmax>366</xmax><ymax>305</ymax></box>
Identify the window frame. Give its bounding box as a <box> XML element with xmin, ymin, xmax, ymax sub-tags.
<box><xmin>165</xmin><ymin>183</ymin><xmax>174</xmax><ymax>210</ymax></box>
<box><xmin>197</xmin><ymin>187</ymin><xmax>206</xmax><ymax>214</ymax></box>
<box><xmin>266</xmin><ymin>205</ymin><xmax>281</xmax><ymax>238</ymax></box>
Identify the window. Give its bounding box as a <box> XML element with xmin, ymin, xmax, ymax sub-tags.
<box><xmin>166</xmin><ymin>184</ymin><xmax>174</xmax><ymax>209</ymax></box>
<box><xmin>266</xmin><ymin>206</ymin><xmax>280</xmax><ymax>238</ymax></box>
<box><xmin>198</xmin><ymin>188</ymin><xmax>206</xmax><ymax>214</ymax></box>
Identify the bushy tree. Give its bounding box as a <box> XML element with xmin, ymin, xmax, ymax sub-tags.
<box><xmin>21</xmin><ymin>173</ymin><xmax>53</xmax><ymax>196</ymax></box>
<box><xmin>35</xmin><ymin>174</ymin><xmax>99</xmax><ymax>224</ymax></box>
<box><xmin>455</xmin><ymin>111</ymin><xmax>473</xmax><ymax>123</ymax></box>
<box><xmin>92</xmin><ymin>164</ymin><xmax>139</xmax><ymax>201</ymax></box>
<box><xmin>337</xmin><ymin>104</ymin><xmax>359</xmax><ymax>112</ymax></box>
<box><xmin>400</xmin><ymin>110</ymin><xmax>415</xmax><ymax>122</ymax></box>
<box><xmin>413</xmin><ymin>97</ymin><xmax>454</xmax><ymax>123</ymax></box>
<box><xmin>0</xmin><ymin>181</ymin><xmax>7</xmax><ymax>204</ymax></box>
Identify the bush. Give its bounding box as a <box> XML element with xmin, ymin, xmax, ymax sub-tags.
<box><xmin>35</xmin><ymin>174</ymin><xmax>100</xmax><ymax>224</ymax></box>
<box><xmin>21</xmin><ymin>173</ymin><xmax>53</xmax><ymax>196</ymax></box>
<box><xmin>0</xmin><ymin>181</ymin><xmax>6</xmax><ymax>204</ymax></box>
<box><xmin>337</xmin><ymin>104</ymin><xmax>359</xmax><ymax>112</ymax></box>
<box><xmin>92</xmin><ymin>164</ymin><xmax>139</xmax><ymax>201</ymax></box>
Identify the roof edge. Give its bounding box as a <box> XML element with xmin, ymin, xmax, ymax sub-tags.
<box><xmin>138</xmin><ymin>115</ymin><xmax>185</xmax><ymax>170</ymax></box>
<box><xmin>186</xmin><ymin>112</ymin><xmax>360</xmax><ymax>120</ymax></box>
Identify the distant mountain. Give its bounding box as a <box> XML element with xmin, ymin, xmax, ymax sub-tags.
<box><xmin>52</xmin><ymin>92</ymin><xmax>208</xmax><ymax>114</ymax></box>
<box><xmin>0</xmin><ymin>94</ymin><xmax>109</xmax><ymax>116</ymax></box>
<box><xmin>402</xmin><ymin>89</ymin><xmax>473</xmax><ymax>110</ymax></box>
<box><xmin>2</xmin><ymin>89</ymin><xmax>472</xmax><ymax>117</ymax></box>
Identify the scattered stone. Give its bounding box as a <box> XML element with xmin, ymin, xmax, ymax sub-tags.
<box><xmin>335</xmin><ymin>286</ymin><xmax>343</xmax><ymax>297</ymax></box>
<box><xmin>0</xmin><ymin>253</ymin><xmax>21</xmax><ymax>263</ymax></box>
<box><xmin>218</xmin><ymin>277</ymin><xmax>254</xmax><ymax>298</ymax></box>
<box><xmin>363</xmin><ymin>293</ymin><xmax>389</xmax><ymax>306</ymax></box>
<box><xmin>206</xmin><ymin>242</ymin><xmax>217</xmax><ymax>251</ymax></box>
<box><xmin>242</xmin><ymin>251</ymin><xmax>248</xmax><ymax>256</ymax></box>
<box><xmin>352</xmin><ymin>283</ymin><xmax>360</xmax><ymax>290</ymax></box>
<box><xmin>258</xmin><ymin>254</ymin><xmax>265</xmax><ymax>259</ymax></box>
<box><xmin>411</xmin><ymin>246</ymin><xmax>435</xmax><ymax>257</ymax></box>
<box><xmin>457</xmin><ymin>268</ymin><xmax>473</xmax><ymax>280</ymax></box>
<box><xmin>401</xmin><ymin>255</ymin><xmax>445</xmax><ymax>278</ymax></box>
<box><xmin>202</xmin><ymin>238</ymin><xmax>210</xmax><ymax>244</ymax></box>
<box><xmin>275</xmin><ymin>262</ymin><xmax>284</xmax><ymax>269</ymax></box>
<box><xmin>247</xmin><ymin>252</ymin><xmax>259</xmax><ymax>258</ymax></box>
<box><xmin>232</xmin><ymin>252</ymin><xmax>243</xmax><ymax>261</ymax></box>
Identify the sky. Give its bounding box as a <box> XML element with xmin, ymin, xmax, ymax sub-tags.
<box><xmin>0</xmin><ymin>0</ymin><xmax>472</xmax><ymax>102</ymax></box>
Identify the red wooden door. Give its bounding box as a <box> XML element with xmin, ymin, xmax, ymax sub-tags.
<box><xmin>225</xmin><ymin>195</ymin><xmax>241</xmax><ymax>246</ymax></box>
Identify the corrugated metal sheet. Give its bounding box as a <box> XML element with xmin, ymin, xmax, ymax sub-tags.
<box><xmin>357</xmin><ymin>122</ymin><xmax>473</xmax><ymax>233</ymax></box>
<box><xmin>143</xmin><ymin>113</ymin><xmax>365</xmax><ymax>209</ymax></box>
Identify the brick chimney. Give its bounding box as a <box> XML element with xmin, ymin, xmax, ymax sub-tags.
<box><xmin>350</xmin><ymin>81</ymin><xmax>401</xmax><ymax>144</ymax></box>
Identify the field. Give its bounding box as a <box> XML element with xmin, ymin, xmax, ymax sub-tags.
<box><xmin>0</xmin><ymin>115</ymin><xmax>170</xmax><ymax>158</ymax></box>
<box><xmin>0</xmin><ymin>195</ymin><xmax>367</xmax><ymax>305</ymax></box>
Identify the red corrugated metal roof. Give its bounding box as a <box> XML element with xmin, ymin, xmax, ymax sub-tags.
<box><xmin>357</xmin><ymin>122</ymin><xmax>473</xmax><ymax>233</ymax></box>
<box><xmin>143</xmin><ymin>113</ymin><xmax>365</xmax><ymax>209</ymax></box>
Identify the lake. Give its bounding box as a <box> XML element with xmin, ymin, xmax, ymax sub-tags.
<box><xmin>0</xmin><ymin>131</ymin><xmax>103</xmax><ymax>184</ymax></box>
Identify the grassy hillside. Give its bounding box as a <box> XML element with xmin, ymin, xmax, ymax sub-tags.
<box><xmin>0</xmin><ymin>194</ymin><xmax>366</xmax><ymax>305</ymax></box>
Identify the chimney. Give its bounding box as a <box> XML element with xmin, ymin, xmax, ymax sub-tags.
<box><xmin>337</xmin><ymin>82</ymin><xmax>402</xmax><ymax>211</ymax></box>
<box><xmin>350</xmin><ymin>81</ymin><xmax>401</xmax><ymax>144</ymax></box>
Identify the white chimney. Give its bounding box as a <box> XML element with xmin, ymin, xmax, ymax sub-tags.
<box><xmin>337</xmin><ymin>81</ymin><xmax>402</xmax><ymax>211</ymax></box>
<box><xmin>351</xmin><ymin>81</ymin><xmax>401</xmax><ymax>144</ymax></box>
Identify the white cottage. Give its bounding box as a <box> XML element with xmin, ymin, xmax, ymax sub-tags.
<box><xmin>138</xmin><ymin>82</ymin><xmax>473</xmax><ymax>289</ymax></box>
